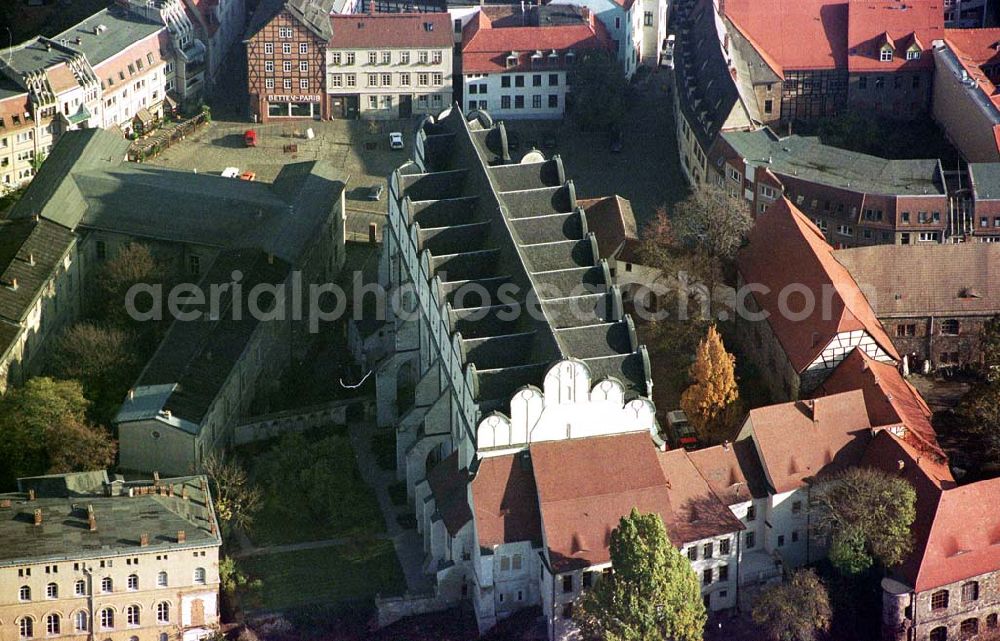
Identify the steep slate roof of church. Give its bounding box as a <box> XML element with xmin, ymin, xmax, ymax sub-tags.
<box><xmin>743</xmin><ymin>389</ymin><xmax>873</xmax><ymax>493</ymax></box>
<box><xmin>397</xmin><ymin>108</ymin><xmax>650</xmax><ymax>410</ymax></box>
<box><xmin>738</xmin><ymin>197</ymin><xmax>899</xmax><ymax>372</ymax></box>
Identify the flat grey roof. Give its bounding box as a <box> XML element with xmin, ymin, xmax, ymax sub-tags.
<box><xmin>723</xmin><ymin>129</ymin><xmax>944</xmax><ymax>196</ymax></box>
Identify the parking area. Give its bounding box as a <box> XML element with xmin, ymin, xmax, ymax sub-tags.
<box><xmin>146</xmin><ymin>116</ymin><xmax>413</xmax><ymax>240</ymax></box>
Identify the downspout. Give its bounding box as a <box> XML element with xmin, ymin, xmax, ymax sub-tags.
<box><xmin>84</xmin><ymin>564</ymin><xmax>95</xmax><ymax>641</ymax></box>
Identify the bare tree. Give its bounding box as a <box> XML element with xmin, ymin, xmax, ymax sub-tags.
<box><xmin>202</xmin><ymin>454</ymin><xmax>263</xmax><ymax>536</ymax></box>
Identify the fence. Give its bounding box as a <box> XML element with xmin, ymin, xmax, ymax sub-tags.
<box><xmin>232</xmin><ymin>396</ymin><xmax>372</xmax><ymax>445</ymax></box>
<box><xmin>128</xmin><ymin>112</ymin><xmax>209</xmax><ymax>162</ymax></box>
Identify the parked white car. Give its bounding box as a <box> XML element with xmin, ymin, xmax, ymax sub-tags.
<box><xmin>389</xmin><ymin>132</ymin><xmax>404</xmax><ymax>150</ymax></box>
<box><xmin>221</xmin><ymin>167</ymin><xmax>240</xmax><ymax>178</ymax></box>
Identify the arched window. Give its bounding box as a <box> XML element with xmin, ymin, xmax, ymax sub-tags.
<box><xmin>961</xmin><ymin>619</ymin><xmax>979</xmax><ymax>636</ymax></box>
<box><xmin>126</xmin><ymin>605</ymin><xmax>139</xmax><ymax>627</ymax></box>
<box><xmin>127</xmin><ymin>574</ymin><xmax>138</xmax><ymax>591</ymax></box>
<box><xmin>930</xmin><ymin>626</ymin><xmax>947</xmax><ymax>641</ymax></box>
<box><xmin>159</xmin><ymin>633</ymin><xmax>168</xmax><ymax>641</ymax></box>
<box><xmin>74</xmin><ymin>580</ymin><xmax>85</xmax><ymax>596</ymax></box>
<box><xmin>101</xmin><ymin>577</ymin><xmax>112</xmax><ymax>593</ymax></box>
<box><xmin>156</xmin><ymin>602</ymin><xmax>170</xmax><ymax>623</ymax></box>
<box><xmin>45</xmin><ymin>583</ymin><xmax>57</xmax><ymax>599</ymax></box>
<box><xmin>99</xmin><ymin>608</ymin><xmax>114</xmax><ymax>630</ymax></box>
<box><xmin>988</xmin><ymin>613</ymin><xmax>999</xmax><ymax>629</ymax></box>
<box><xmin>157</xmin><ymin>571</ymin><xmax>168</xmax><ymax>587</ymax></box>
<box><xmin>73</xmin><ymin>611</ymin><xmax>88</xmax><ymax>632</ymax></box>
<box><xmin>931</xmin><ymin>589</ymin><xmax>949</xmax><ymax>610</ymax></box>
<box><xmin>45</xmin><ymin>614</ymin><xmax>60</xmax><ymax>635</ymax></box>
<box><xmin>19</xmin><ymin>585</ymin><xmax>30</xmax><ymax>601</ymax></box>
<box><xmin>19</xmin><ymin>617</ymin><xmax>33</xmax><ymax>639</ymax></box>
<box><xmin>962</xmin><ymin>581</ymin><xmax>979</xmax><ymax>602</ymax></box>
<box><xmin>130</xmin><ymin>636</ymin><xmax>139</xmax><ymax>641</ymax></box>
<box><xmin>194</xmin><ymin>567</ymin><xmax>206</xmax><ymax>585</ymax></box>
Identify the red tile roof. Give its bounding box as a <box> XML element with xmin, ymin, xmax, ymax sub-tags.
<box><xmin>471</xmin><ymin>453</ymin><xmax>543</xmax><ymax>548</ymax></box>
<box><xmin>461</xmin><ymin>7</ymin><xmax>612</xmax><ymax>74</ymax></box>
<box><xmin>687</xmin><ymin>439</ymin><xmax>770</xmax><ymax>505</ymax></box>
<box><xmin>427</xmin><ymin>450</ymin><xmax>473</xmax><ymax>536</ymax></box>
<box><xmin>846</xmin><ymin>0</ymin><xmax>942</xmax><ymax>73</ymax></box>
<box><xmin>93</xmin><ymin>31</ymin><xmax>172</xmax><ymax>94</ymax></box>
<box><xmin>724</xmin><ymin>0</ymin><xmax>849</xmax><ymax>71</ymax></box>
<box><xmin>738</xmin><ymin>197</ymin><xmax>900</xmax><ymax>373</ymax></box>
<box><xmin>859</xmin><ymin>430</ymin><xmax>1000</xmax><ymax>593</ymax></box>
<box><xmin>815</xmin><ymin>349</ymin><xmax>950</xmax><ymax>469</ymax></box>
<box><xmin>745</xmin><ymin>389</ymin><xmax>873</xmax><ymax>494</ymax></box>
<box><xmin>943</xmin><ymin>27</ymin><xmax>1000</xmax><ymax>111</ymax></box>
<box><xmin>45</xmin><ymin>64</ymin><xmax>80</xmax><ymax>94</ymax></box>
<box><xmin>328</xmin><ymin>12</ymin><xmax>452</xmax><ymax>49</ymax></box>
<box><xmin>530</xmin><ymin>432</ymin><xmax>742</xmax><ymax>571</ymax></box>
<box><xmin>579</xmin><ymin>195</ymin><xmax>637</xmax><ymax>261</ymax></box>
<box><xmin>0</xmin><ymin>93</ymin><xmax>30</xmax><ymax>130</ymax></box>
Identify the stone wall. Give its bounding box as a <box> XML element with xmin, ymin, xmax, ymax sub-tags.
<box><xmin>910</xmin><ymin>571</ymin><xmax>1000</xmax><ymax>641</ymax></box>
<box><xmin>232</xmin><ymin>397</ymin><xmax>370</xmax><ymax>445</ymax></box>
<box><xmin>375</xmin><ymin>592</ymin><xmax>450</xmax><ymax>628</ymax></box>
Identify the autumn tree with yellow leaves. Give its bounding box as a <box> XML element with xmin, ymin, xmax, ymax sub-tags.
<box><xmin>680</xmin><ymin>325</ymin><xmax>739</xmax><ymax>444</ymax></box>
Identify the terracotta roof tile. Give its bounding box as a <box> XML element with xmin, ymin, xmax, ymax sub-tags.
<box><xmin>531</xmin><ymin>432</ymin><xmax>742</xmax><ymax>572</ymax></box>
<box><xmin>328</xmin><ymin>12</ymin><xmax>452</xmax><ymax>48</ymax></box>
<box><xmin>846</xmin><ymin>0</ymin><xmax>942</xmax><ymax>73</ymax></box>
<box><xmin>835</xmin><ymin>242</ymin><xmax>1000</xmax><ymax>317</ymax></box>
<box><xmin>724</xmin><ymin>0</ymin><xmax>848</xmax><ymax>71</ymax></box>
<box><xmin>738</xmin><ymin>197</ymin><xmax>900</xmax><ymax>373</ymax></box>
<box><xmin>687</xmin><ymin>439</ymin><xmax>770</xmax><ymax>505</ymax></box>
<box><xmin>461</xmin><ymin>6</ymin><xmax>612</xmax><ymax>74</ymax></box>
<box><xmin>579</xmin><ymin>195</ymin><xmax>637</xmax><ymax>260</ymax></box>
<box><xmin>815</xmin><ymin>349</ymin><xmax>951</xmax><ymax>467</ymax></box>
<box><xmin>471</xmin><ymin>453</ymin><xmax>543</xmax><ymax>548</ymax></box>
<box><xmin>746</xmin><ymin>389</ymin><xmax>873</xmax><ymax>493</ymax></box>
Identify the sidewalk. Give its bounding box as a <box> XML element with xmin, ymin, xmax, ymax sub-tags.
<box><xmin>349</xmin><ymin>419</ymin><xmax>434</xmax><ymax>594</ymax></box>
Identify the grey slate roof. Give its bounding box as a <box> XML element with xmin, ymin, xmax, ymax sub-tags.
<box><xmin>969</xmin><ymin>163</ymin><xmax>1000</xmax><ymax>200</ymax></box>
<box><xmin>396</xmin><ymin>108</ymin><xmax>651</xmax><ymax>409</ymax></box>
<box><xmin>116</xmin><ymin>250</ymin><xmax>291</xmax><ymax>430</ymax></box>
<box><xmin>52</xmin><ymin>6</ymin><xmax>164</xmax><ymax>67</ymax></box>
<box><xmin>723</xmin><ymin>128</ymin><xmax>945</xmax><ymax>196</ymax></box>
<box><xmin>245</xmin><ymin>0</ymin><xmax>337</xmax><ymax>41</ymax></box>
<box><xmin>0</xmin><ymin>218</ymin><xmax>75</xmax><ymax>327</ymax></box>
<box><xmin>0</xmin><ymin>473</ymin><xmax>219</xmax><ymax>566</ymax></box>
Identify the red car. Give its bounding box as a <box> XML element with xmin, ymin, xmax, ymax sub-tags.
<box><xmin>244</xmin><ymin>129</ymin><xmax>258</xmax><ymax>147</ymax></box>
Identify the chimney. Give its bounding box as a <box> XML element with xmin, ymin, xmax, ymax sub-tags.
<box><xmin>181</xmin><ymin>485</ymin><xmax>189</xmax><ymax>500</ymax></box>
<box><xmin>33</xmin><ymin>509</ymin><xmax>43</xmax><ymax>526</ymax></box>
<box><xmin>27</xmin><ymin>489</ymin><xmax>35</xmax><ymax>501</ymax></box>
<box><xmin>9</xmin><ymin>277</ymin><xmax>18</xmax><ymax>291</ymax></box>
<box><xmin>128</xmin><ymin>389</ymin><xmax>135</xmax><ymax>401</ymax></box>
<box><xmin>26</xmin><ymin>252</ymin><xmax>35</xmax><ymax>265</ymax></box>
<box><xmin>722</xmin><ymin>440</ymin><xmax>730</xmax><ymax>451</ymax></box>
<box><xmin>897</xmin><ymin>459</ymin><xmax>905</xmax><ymax>470</ymax></box>
<box><xmin>168</xmin><ymin>485</ymin><xmax>174</xmax><ymax>497</ymax></box>
<box><xmin>153</xmin><ymin>471</ymin><xmax>160</xmax><ymax>484</ymax></box>
<box><xmin>368</xmin><ymin>222</ymin><xmax>377</xmax><ymax>244</ymax></box>
<box><xmin>210</xmin><ymin>522</ymin><xmax>217</xmax><ymax>536</ymax></box>
<box><xmin>805</xmin><ymin>399</ymin><xmax>817</xmax><ymax>422</ymax></box>
<box><xmin>0</xmin><ymin>499</ymin><xmax>11</xmax><ymax>508</ymax></box>
<box><xmin>88</xmin><ymin>514</ymin><xmax>97</xmax><ymax>532</ymax></box>
<box><xmin>140</xmin><ymin>533</ymin><xmax>149</xmax><ymax>547</ymax></box>
<box><xmin>177</xmin><ymin>530</ymin><xmax>186</xmax><ymax>543</ymax></box>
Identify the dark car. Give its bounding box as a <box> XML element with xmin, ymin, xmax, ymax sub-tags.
<box><xmin>367</xmin><ymin>184</ymin><xmax>384</xmax><ymax>201</ymax></box>
<box><xmin>610</xmin><ymin>128</ymin><xmax>624</xmax><ymax>153</ymax></box>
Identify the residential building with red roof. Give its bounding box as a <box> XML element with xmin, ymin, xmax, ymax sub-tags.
<box><xmin>460</xmin><ymin>5</ymin><xmax>612</xmax><ymax>120</ymax></box>
<box><xmin>845</xmin><ymin>0</ymin><xmax>942</xmax><ymax>117</ymax></box>
<box><xmin>736</xmin><ymin>390</ymin><xmax>873</xmax><ymax>567</ymax></box>
<box><xmin>736</xmin><ymin>196</ymin><xmax>899</xmax><ymax>400</ymax></box>
<box><xmin>834</xmin><ymin>242</ymin><xmax>1000</xmax><ymax>371</ymax></box>
<box><xmin>863</xmin><ymin>430</ymin><xmax>1000</xmax><ymax>641</ymax></box>
<box><xmin>933</xmin><ymin>28</ymin><xmax>1000</xmax><ymax>163</ymax></box>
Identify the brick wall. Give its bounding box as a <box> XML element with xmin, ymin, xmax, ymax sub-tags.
<box><xmin>883</xmin><ymin>315</ymin><xmax>988</xmax><ymax>370</ymax></box>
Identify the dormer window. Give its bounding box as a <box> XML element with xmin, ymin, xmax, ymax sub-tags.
<box><xmin>506</xmin><ymin>52</ymin><xmax>518</xmax><ymax>68</ymax></box>
<box><xmin>880</xmin><ymin>46</ymin><xmax>893</xmax><ymax>62</ymax></box>
<box><xmin>906</xmin><ymin>47</ymin><xmax>920</xmax><ymax>60</ymax></box>
<box><xmin>566</xmin><ymin>50</ymin><xmax>576</xmax><ymax>64</ymax></box>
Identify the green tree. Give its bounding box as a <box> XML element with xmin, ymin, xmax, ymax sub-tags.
<box><xmin>202</xmin><ymin>453</ymin><xmax>262</xmax><ymax>538</ymax></box>
<box><xmin>573</xmin><ymin>509</ymin><xmax>706</xmax><ymax>641</ymax></box>
<box><xmin>45</xmin><ymin>322</ymin><xmax>141</xmax><ymax>425</ymax></box>
<box><xmin>812</xmin><ymin>467</ymin><xmax>916</xmax><ymax>575</ymax></box>
<box><xmin>956</xmin><ymin>382</ymin><xmax>1000</xmax><ymax>468</ymax></box>
<box><xmin>752</xmin><ymin>569</ymin><xmax>832</xmax><ymax>641</ymax></box>
<box><xmin>0</xmin><ymin>377</ymin><xmax>116</xmax><ymax>488</ymax></box>
<box><xmin>91</xmin><ymin>242</ymin><xmax>169</xmax><ymax>328</ymax></box>
<box><xmin>979</xmin><ymin>315</ymin><xmax>1000</xmax><ymax>382</ymax></box>
<box><xmin>219</xmin><ymin>556</ymin><xmax>262</xmax><ymax>610</ymax></box>
<box><xmin>680</xmin><ymin>325</ymin><xmax>740</xmax><ymax>444</ymax></box>
<box><xmin>569</xmin><ymin>51</ymin><xmax>627</xmax><ymax>131</ymax></box>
